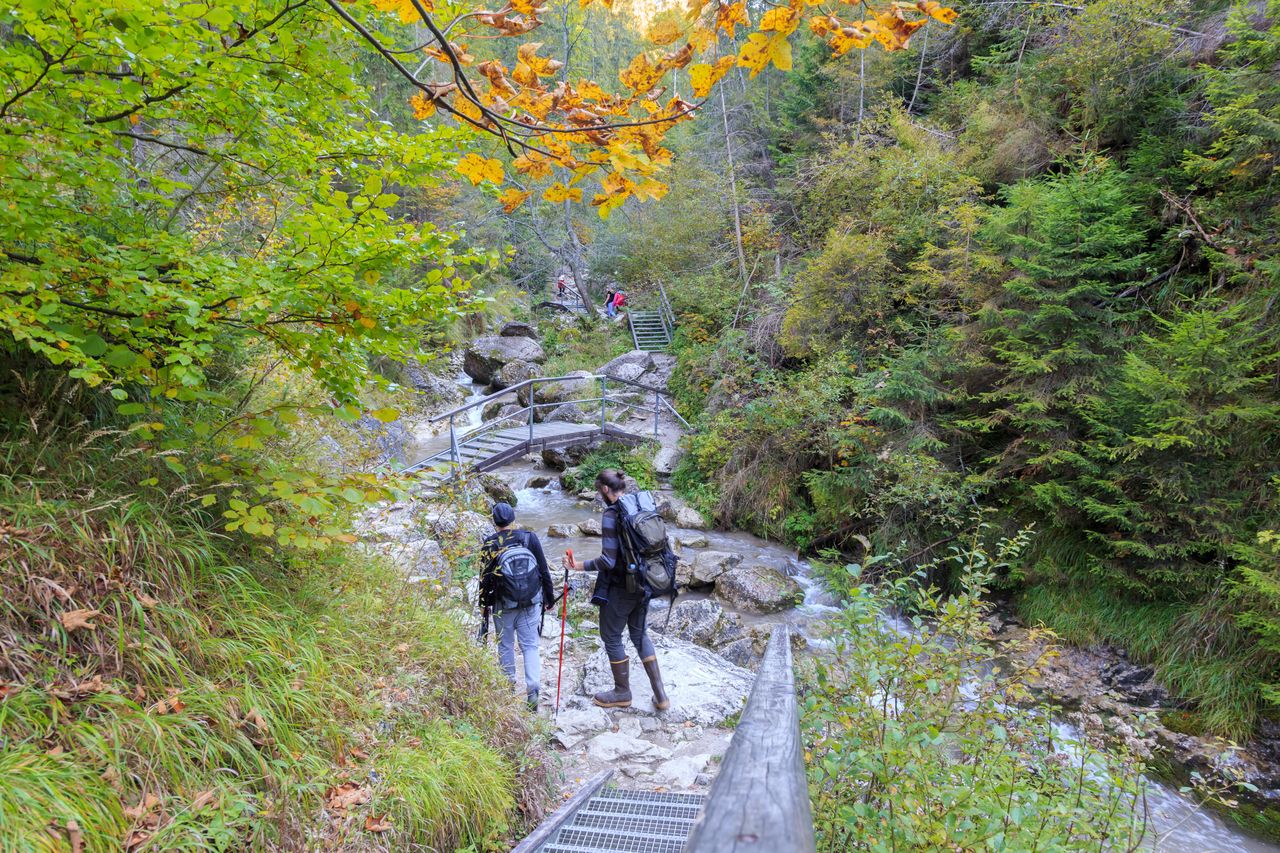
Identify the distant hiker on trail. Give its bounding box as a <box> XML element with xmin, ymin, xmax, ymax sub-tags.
<box><xmin>564</xmin><ymin>469</ymin><xmax>671</xmax><ymax>711</ymax></box>
<box><xmin>612</xmin><ymin>290</ymin><xmax>626</xmax><ymax>312</ymax></box>
<box><xmin>479</xmin><ymin>501</ymin><xmax>556</xmax><ymax>711</ymax></box>
<box><xmin>604</xmin><ymin>287</ymin><xmax>617</xmax><ymax>318</ymax></box>
<box><xmin>556</xmin><ymin>275</ymin><xmax>567</xmax><ymax>298</ymax></box>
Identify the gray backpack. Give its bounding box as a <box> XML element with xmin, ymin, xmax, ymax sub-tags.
<box><xmin>496</xmin><ymin>533</ymin><xmax>541</xmax><ymax>609</ymax></box>
<box><xmin>617</xmin><ymin>492</ymin><xmax>678</xmax><ymax>597</ymax></box>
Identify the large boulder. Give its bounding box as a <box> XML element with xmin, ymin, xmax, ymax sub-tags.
<box><xmin>395</xmin><ymin>363</ymin><xmax>465</xmax><ymax>406</ymax></box>
<box><xmin>582</xmin><ymin>632</ymin><xmax>752</xmax><ymax>724</ymax></box>
<box><xmin>499</xmin><ymin>320</ymin><xmax>539</xmax><ymax>340</ymax></box>
<box><xmin>546</xmin><ymin>523</ymin><xmax>579</xmax><ymax>538</ymax></box>
<box><xmin>676</xmin><ymin>506</ymin><xmax>708</xmax><ymax>530</ymax></box>
<box><xmin>463</xmin><ymin>336</ymin><xmax>545</xmax><ymax>384</ymax></box>
<box><xmin>652</xmin><ymin>598</ymin><xmax>744</xmax><ymax>649</ymax></box>
<box><xmin>419</xmin><ymin>508</ymin><xmax>491</xmax><ymax>549</ymax></box>
<box><xmin>690</xmin><ymin>550</ymin><xmax>743</xmax><ymax>588</ymax></box>
<box><xmin>541</xmin><ymin>442</ymin><xmax>599</xmax><ymax>470</ymax></box>
<box><xmin>715</xmin><ymin>563</ymin><xmax>804</xmax><ymax>614</ymax></box>
<box><xmin>547</xmin><ymin>402</ymin><xmax>589</xmax><ymax>424</ymax></box>
<box><xmin>493</xmin><ymin>359</ymin><xmax>539</xmax><ymax>391</ymax></box>
<box><xmin>599</xmin><ymin>350</ymin><xmax>655</xmax><ymax>382</ymax></box>
<box><xmin>477</xmin><ymin>472</ymin><xmax>516</xmax><ymax>506</ymax></box>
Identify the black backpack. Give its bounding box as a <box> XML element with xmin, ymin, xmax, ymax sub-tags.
<box><xmin>493</xmin><ymin>532</ymin><xmax>542</xmax><ymax>609</ymax></box>
<box><xmin>616</xmin><ymin>492</ymin><xmax>679</xmax><ymax>606</ymax></box>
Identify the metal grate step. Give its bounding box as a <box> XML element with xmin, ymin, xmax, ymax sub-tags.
<box><xmin>570</xmin><ymin>810</ymin><xmax>697</xmax><ymax>837</ymax></box>
<box><xmin>547</xmin><ymin>826</ymin><xmax>687</xmax><ymax>853</ymax></box>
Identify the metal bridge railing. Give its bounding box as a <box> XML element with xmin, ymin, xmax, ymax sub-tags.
<box><xmin>401</xmin><ymin>373</ymin><xmax>692</xmax><ymax>475</ymax></box>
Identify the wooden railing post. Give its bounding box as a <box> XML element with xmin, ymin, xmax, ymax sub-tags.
<box><xmin>684</xmin><ymin>625</ymin><xmax>815</xmax><ymax>853</ymax></box>
<box><xmin>528</xmin><ymin>380</ymin><xmax>535</xmax><ymax>443</ymax></box>
<box><xmin>600</xmin><ymin>376</ymin><xmax>608</xmax><ymax>431</ymax></box>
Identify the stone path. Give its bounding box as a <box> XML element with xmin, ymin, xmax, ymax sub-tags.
<box><xmin>532</xmin><ymin>611</ymin><xmax>752</xmax><ymax>797</ymax></box>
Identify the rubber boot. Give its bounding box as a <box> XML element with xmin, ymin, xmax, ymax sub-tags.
<box><xmin>642</xmin><ymin>655</ymin><xmax>670</xmax><ymax>711</ymax></box>
<box><xmin>593</xmin><ymin>658</ymin><xmax>632</xmax><ymax>708</ymax></box>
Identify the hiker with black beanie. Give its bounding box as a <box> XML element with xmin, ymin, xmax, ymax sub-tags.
<box><xmin>479</xmin><ymin>501</ymin><xmax>556</xmax><ymax>710</ymax></box>
<box><xmin>565</xmin><ymin>469</ymin><xmax>670</xmax><ymax>711</ymax></box>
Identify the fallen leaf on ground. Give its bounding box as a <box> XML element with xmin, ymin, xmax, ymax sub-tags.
<box><xmin>365</xmin><ymin>814</ymin><xmax>393</xmax><ymax>833</ymax></box>
<box><xmin>190</xmin><ymin>790</ymin><xmax>217</xmax><ymax>811</ymax></box>
<box><xmin>123</xmin><ymin>793</ymin><xmax>161</xmax><ymax>820</ymax></box>
<box><xmin>67</xmin><ymin>820</ymin><xmax>83</xmax><ymax>853</ymax></box>
<box><xmin>326</xmin><ymin>782</ymin><xmax>371</xmax><ymax>812</ymax></box>
<box><xmin>59</xmin><ymin>608</ymin><xmax>100</xmax><ymax>631</ymax></box>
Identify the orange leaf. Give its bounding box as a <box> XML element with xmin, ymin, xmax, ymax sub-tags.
<box><xmin>59</xmin><ymin>608</ymin><xmax>99</xmax><ymax>632</ymax></box>
<box><xmin>499</xmin><ymin>188</ymin><xmax>532</xmax><ymax>213</ymax></box>
<box><xmin>190</xmin><ymin>790</ymin><xmax>218</xmax><ymax>812</ymax></box>
<box><xmin>715</xmin><ymin>1</ymin><xmax>748</xmax><ymax>38</ymax></box>
<box><xmin>916</xmin><ymin>0</ymin><xmax>957</xmax><ymax>24</ymax></box>
<box><xmin>326</xmin><ymin>782</ymin><xmax>371</xmax><ymax>813</ymax></box>
<box><xmin>365</xmin><ymin>814</ymin><xmax>393</xmax><ymax>833</ymax></box>
<box><xmin>513</xmin><ymin>152</ymin><xmax>555</xmax><ymax>179</ymax></box>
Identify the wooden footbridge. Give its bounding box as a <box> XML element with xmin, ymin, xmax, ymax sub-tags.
<box><xmin>401</xmin><ymin>373</ymin><xmax>691</xmax><ymax>477</ymax></box>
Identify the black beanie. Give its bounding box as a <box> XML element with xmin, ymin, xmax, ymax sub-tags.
<box><xmin>492</xmin><ymin>502</ymin><xmax>515</xmax><ymax>527</ymax></box>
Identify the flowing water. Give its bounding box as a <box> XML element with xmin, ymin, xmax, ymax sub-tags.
<box><xmin>498</xmin><ymin>462</ymin><xmax>1276</xmax><ymax>853</ymax></box>
<box><xmin>405</xmin><ymin>372</ymin><xmax>500</xmax><ymax>464</ymax></box>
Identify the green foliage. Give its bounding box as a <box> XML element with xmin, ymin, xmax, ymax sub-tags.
<box><xmin>781</xmin><ymin>231</ymin><xmax>896</xmax><ymax>358</ymax></box>
<box><xmin>562</xmin><ymin>442</ymin><xmax>658</xmax><ymax>493</ymax></box>
<box><xmin>0</xmin><ymin>413</ymin><xmax>534</xmax><ymax>849</ymax></box>
<box><xmin>540</xmin><ymin>317</ymin><xmax>631</xmax><ymax>375</ymax></box>
<box><xmin>0</xmin><ymin>0</ymin><xmax>495</xmax><ymax>549</ymax></box>
<box><xmin>805</xmin><ymin>531</ymin><xmax>1150</xmax><ymax>851</ymax></box>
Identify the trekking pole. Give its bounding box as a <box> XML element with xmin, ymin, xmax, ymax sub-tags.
<box><xmin>555</xmin><ymin>550</ymin><xmax>572</xmax><ymax>720</ymax></box>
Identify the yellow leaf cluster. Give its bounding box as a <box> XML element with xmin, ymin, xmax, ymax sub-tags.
<box><xmin>688</xmin><ymin>56</ymin><xmax>736</xmax><ymax>98</ymax></box>
<box><xmin>738</xmin><ymin>31</ymin><xmax>792</xmax><ymax>77</ymax></box>
<box><xmin>649</xmin><ymin>19</ymin><xmax>682</xmax><ymax>45</ymax></box>
<box><xmin>456</xmin><ymin>153</ymin><xmax>504</xmax><ymax>185</ymax></box>
<box><xmin>543</xmin><ymin>183</ymin><xmax>583</xmax><ymax>203</ymax></box>
<box><xmin>409</xmin><ymin>91</ymin><xmax>436</xmax><ymax>119</ymax></box>
<box><xmin>373</xmin><ymin>0</ymin><xmax>425</xmax><ymax>24</ymax></box>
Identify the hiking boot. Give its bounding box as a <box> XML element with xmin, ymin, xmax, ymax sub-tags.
<box><xmin>642</xmin><ymin>655</ymin><xmax>670</xmax><ymax>711</ymax></box>
<box><xmin>593</xmin><ymin>658</ymin><xmax>632</xmax><ymax>708</ymax></box>
<box><xmin>526</xmin><ymin>689</ymin><xmax>539</xmax><ymax>711</ymax></box>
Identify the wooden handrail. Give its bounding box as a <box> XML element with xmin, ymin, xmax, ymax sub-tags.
<box><xmin>684</xmin><ymin>625</ymin><xmax>815</xmax><ymax>853</ymax></box>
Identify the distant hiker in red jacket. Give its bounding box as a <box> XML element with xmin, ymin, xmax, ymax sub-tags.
<box><xmin>556</xmin><ymin>275</ymin><xmax>567</xmax><ymax>298</ymax></box>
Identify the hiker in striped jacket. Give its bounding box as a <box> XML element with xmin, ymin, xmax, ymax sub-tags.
<box><xmin>565</xmin><ymin>469</ymin><xmax>670</xmax><ymax>711</ymax></box>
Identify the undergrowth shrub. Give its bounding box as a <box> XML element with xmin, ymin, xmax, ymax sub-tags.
<box><xmin>0</xmin><ymin>399</ymin><xmax>541</xmax><ymax>849</ymax></box>
<box><xmin>804</xmin><ymin>531</ymin><xmax>1153</xmax><ymax>851</ymax></box>
<box><xmin>562</xmin><ymin>442</ymin><xmax>658</xmax><ymax>493</ymax></box>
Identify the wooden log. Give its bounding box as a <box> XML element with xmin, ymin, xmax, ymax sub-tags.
<box><xmin>684</xmin><ymin>625</ymin><xmax>815</xmax><ymax>853</ymax></box>
<box><xmin>509</xmin><ymin>769</ymin><xmax>614</xmax><ymax>853</ymax></box>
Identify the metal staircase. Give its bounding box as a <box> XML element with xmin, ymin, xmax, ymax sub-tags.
<box><xmin>627</xmin><ymin>282</ymin><xmax>677</xmax><ymax>352</ymax></box>
<box><xmin>534</xmin><ymin>787</ymin><xmax>706</xmax><ymax>853</ymax></box>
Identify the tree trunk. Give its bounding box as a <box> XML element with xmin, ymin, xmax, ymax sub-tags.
<box><xmin>719</xmin><ymin>82</ymin><xmax>750</xmax><ymax>292</ymax></box>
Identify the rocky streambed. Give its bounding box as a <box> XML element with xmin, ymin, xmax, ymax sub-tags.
<box><xmin>350</xmin><ymin>324</ymin><xmax>1279</xmax><ymax>851</ymax></box>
